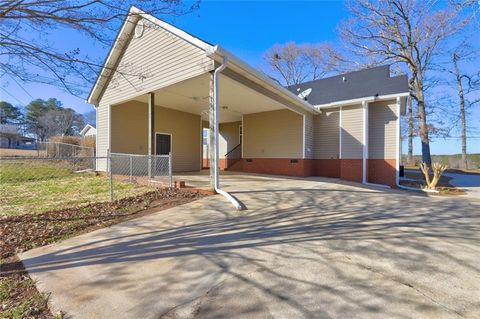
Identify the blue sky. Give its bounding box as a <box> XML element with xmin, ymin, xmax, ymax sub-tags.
<box><xmin>1</xmin><ymin>0</ymin><xmax>478</xmax><ymax>155</ymax></box>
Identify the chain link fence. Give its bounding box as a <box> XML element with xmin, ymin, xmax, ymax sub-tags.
<box><xmin>0</xmin><ymin>153</ymin><xmax>172</xmax><ymax>216</ymax></box>
<box><xmin>109</xmin><ymin>152</ymin><xmax>172</xmax><ymax>186</ymax></box>
<box><xmin>37</xmin><ymin>141</ymin><xmax>95</xmax><ymax>158</ymax></box>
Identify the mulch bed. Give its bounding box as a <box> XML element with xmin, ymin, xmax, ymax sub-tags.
<box><xmin>1</xmin><ymin>188</ymin><xmax>205</xmax><ymax>260</ymax></box>
<box><xmin>400</xmin><ymin>171</ymin><xmax>466</xmax><ymax>196</ymax></box>
<box><xmin>0</xmin><ymin>188</ymin><xmax>206</xmax><ymax>318</ymax></box>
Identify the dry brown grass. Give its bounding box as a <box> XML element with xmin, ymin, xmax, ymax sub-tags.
<box><xmin>0</xmin><ymin>148</ymin><xmax>45</xmax><ymax>157</ymax></box>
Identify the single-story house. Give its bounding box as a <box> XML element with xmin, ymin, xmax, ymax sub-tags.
<box><xmin>0</xmin><ymin>124</ymin><xmax>36</xmax><ymax>149</ymax></box>
<box><xmin>87</xmin><ymin>6</ymin><xmax>408</xmax><ymax>191</ymax></box>
<box><xmin>80</xmin><ymin>124</ymin><xmax>97</xmax><ymax>138</ymax></box>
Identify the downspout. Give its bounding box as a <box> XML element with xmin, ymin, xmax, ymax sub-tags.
<box><xmin>213</xmin><ymin>57</ymin><xmax>244</xmax><ymax>210</ymax></box>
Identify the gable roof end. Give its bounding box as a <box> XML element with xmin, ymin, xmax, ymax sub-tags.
<box><xmin>86</xmin><ymin>6</ymin><xmax>213</xmax><ymax>106</ymax></box>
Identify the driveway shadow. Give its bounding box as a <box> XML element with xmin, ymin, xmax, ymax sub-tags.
<box><xmin>15</xmin><ymin>183</ymin><xmax>480</xmax><ymax>318</ymax></box>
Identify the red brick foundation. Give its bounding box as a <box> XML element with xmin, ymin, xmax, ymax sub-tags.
<box><xmin>204</xmin><ymin>157</ymin><xmax>397</xmax><ymax>187</ymax></box>
<box><xmin>202</xmin><ymin>159</ymin><xmax>227</xmax><ymax>170</ymax></box>
<box><xmin>340</xmin><ymin>159</ymin><xmax>363</xmax><ymax>183</ymax></box>
<box><xmin>368</xmin><ymin>159</ymin><xmax>397</xmax><ymax>187</ymax></box>
<box><xmin>231</xmin><ymin>158</ymin><xmax>310</xmax><ymax>177</ymax></box>
<box><xmin>309</xmin><ymin>159</ymin><xmax>341</xmax><ymax>178</ymax></box>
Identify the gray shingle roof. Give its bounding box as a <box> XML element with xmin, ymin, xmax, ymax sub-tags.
<box><xmin>287</xmin><ymin>65</ymin><xmax>408</xmax><ymax>105</ymax></box>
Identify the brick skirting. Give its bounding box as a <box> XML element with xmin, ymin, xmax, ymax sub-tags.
<box><xmin>205</xmin><ymin>157</ymin><xmax>397</xmax><ymax>187</ymax></box>
<box><xmin>340</xmin><ymin>159</ymin><xmax>363</xmax><ymax>183</ymax></box>
<box><xmin>202</xmin><ymin>159</ymin><xmax>227</xmax><ymax>170</ymax></box>
<box><xmin>368</xmin><ymin>159</ymin><xmax>397</xmax><ymax>187</ymax></box>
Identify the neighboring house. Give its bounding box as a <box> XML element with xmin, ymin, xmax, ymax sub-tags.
<box><xmin>0</xmin><ymin>124</ymin><xmax>36</xmax><ymax>149</ymax></box>
<box><xmin>80</xmin><ymin>124</ymin><xmax>97</xmax><ymax>138</ymax></box>
<box><xmin>87</xmin><ymin>7</ymin><xmax>408</xmax><ymax>188</ymax></box>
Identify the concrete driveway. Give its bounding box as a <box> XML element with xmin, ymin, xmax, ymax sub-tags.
<box><xmin>444</xmin><ymin>172</ymin><xmax>480</xmax><ymax>200</ymax></box>
<box><xmin>20</xmin><ymin>175</ymin><xmax>480</xmax><ymax>318</ymax></box>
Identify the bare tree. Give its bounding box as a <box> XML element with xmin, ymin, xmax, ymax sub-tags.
<box><xmin>262</xmin><ymin>42</ymin><xmax>344</xmax><ymax>86</ymax></box>
<box><xmin>340</xmin><ymin>0</ymin><xmax>470</xmax><ymax>165</ymax></box>
<box><xmin>447</xmin><ymin>43</ymin><xmax>480</xmax><ymax>169</ymax></box>
<box><xmin>406</xmin><ymin>94</ymin><xmax>415</xmax><ymax>164</ymax></box>
<box><xmin>0</xmin><ymin>0</ymin><xmax>199</xmax><ymax>97</ymax></box>
<box><xmin>38</xmin><ymin>108</ymin><xmax>74</xmax><ymax>137</ymax></box>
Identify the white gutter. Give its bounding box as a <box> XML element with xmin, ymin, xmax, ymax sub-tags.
<box><xmin>206</xmin><ymin>45</ymin><xmax>318</xmax><ymax>115</ymax></box>
<box><xmin>213</xmin><ymin>57</ymin><xmax>244</xmax><ymax>210</ymax></box>
<box><xmin>315</xmin><ymin>92</ymin><xmax>410</xmax><ymax>110</ymax></box>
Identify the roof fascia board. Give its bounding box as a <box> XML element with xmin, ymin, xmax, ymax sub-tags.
<box><xmin>207</xmin><ymin>46</ymin><xmax>319</xmax><ymax>115</ymax></box>
<box><xmin>80</xmin><ymin>124</ymin><xmax>94</xmax><ymax>135</ymax></box>
<box><xmin>315</xmin><ymin>92</ymin><xmax>410</xmax><ymax>110</ymax></box>
<box><xmin>132</xmin><ymin>7</ymin><xmax>212</xmax><ymax>51</ymax></box>
<box><xmin>87</xmin><ymin>8</ymin><xmax>138</xmax><ymax>105</ymax></box>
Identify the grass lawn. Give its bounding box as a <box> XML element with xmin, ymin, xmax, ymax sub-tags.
<box><xmin>0</xmin><ymin>160</ymin><xmax>155</xmax><ymax>216</ymax></box>
<box><xmin>1</xmin><ymin>160</ymin><xmax>206</xmax><ymax>318</ymax></box>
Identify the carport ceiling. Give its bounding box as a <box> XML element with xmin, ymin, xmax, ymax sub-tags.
<box><xmin>132</xmin><ymin>71</ymin><xmax>289</xmax><ymax>123</ymax></box>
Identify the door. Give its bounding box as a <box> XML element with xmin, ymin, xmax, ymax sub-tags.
<box><xmin>156</xmin><ymin>133</ymin><xmax>171</xmax><ymax>155</ymax></box>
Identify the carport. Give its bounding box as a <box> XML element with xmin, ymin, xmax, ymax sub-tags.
<box><xmin>87</xmin><ymin>7</ymin><xmax>317</xmax><ymax>208</ymax></box>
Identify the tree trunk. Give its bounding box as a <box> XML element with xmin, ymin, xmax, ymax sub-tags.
<box><xmin>453</xmin><ymin>53</ymin><xmax>468</xmax><ymax>169</ymax></box>
<box><xmin>415</xmin><ymin>80</ymin><xmax>432</xmax><ymax>166</ymax></box>
<box><xmin>407</xmin><ymin>96</ymin><xmax>414</xmax><ymax>164</ymax></box>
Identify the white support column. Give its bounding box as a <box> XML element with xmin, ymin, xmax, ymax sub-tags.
<box><xmin>396</xmin><ymin>96</ymin><xmax>401</xmax><ymax>186</ymax></box>
<box><xmin>208</xmin><ymin>72</ymin><xmax>215</xmax><ymax>191</ymax></box>
<box><xmin>339</xmin><ymin>106</ymin><xmax>342</xmax><ymax>159</ymax></box>
<box><xmin>148</xmin><ymin>92</ymin><xmax>155</xmax><ymax>178</ymax></box>
<box><xmin>241</xmin><ymin>114</ymin><xmax>244</xmax><ymax>159</ymax></box>
<box><xmin>362</xmin><ymin>100</ymin><xmax>368</xmax><ymax>184</ymax></box>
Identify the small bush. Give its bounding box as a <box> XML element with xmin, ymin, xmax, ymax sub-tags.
<box><xmin>81</xmin><ymin>136</ymin><xmax>96</xmax><ymax>149</ymax></box>
<box><xmin>48</xmin><ymin>135</ymin><xmax>82</xmax><ymax>145</ymax></box>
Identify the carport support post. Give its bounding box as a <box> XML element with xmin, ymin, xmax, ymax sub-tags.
<box><xmin>148</xmin><ymin>92</ymin><xmax>155</xmax><ymax>178</ymax></box>
<box><xmin>208</xmin><ymin>71</ymin><xmax>216</xmax><ymax>192</ymax></box>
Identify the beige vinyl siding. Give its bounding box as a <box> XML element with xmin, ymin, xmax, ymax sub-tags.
<box><xmin>313</xmin><ymin>108</ymin><xmax>340</xmax><ymax>159</ymax></box>
<box><xmin>99</xmin><ymin>19</ymin><xmax>214</xmax><ymax>107</ymax></box>
<box><xmin>243</xmin><ymin>109</ymin><xmax>303</xmax><ymax>158</ymax></box>
<box><xmin>219</xmin><ymin>121</ymin><xmax>241</xmax><ymax>159</ymax></box>
<box><xmin>341</xmin><ymin>104</ymin><xmax>363</xmax><ymax>159</ymax></box>
<box><xmin>111</xmin><ymin>101</ymin><xmax>148</xmax><ymax>154</ymax></box>
<box><xmin>96</xmin><ymin>104</ymin><xmax>109</xmax><ymax>171</ymax></box>
<box><xmin>95</xmin><ymin>18</ymin><xmax>214</xmax><ymax>169</ymax></box>
<box><xmin>154</xmin><ymin>106</ymin><xmax>201</xmax><ymax>172</ymax></box>
<box><xmin>368</xmin><ymin>100</ymin><xmax>398</xmax><ymax>159</ymax></box>
<box><xmin>110</xmin><ymin>101</ymin><xmax>201</xmax><ymax>172</ymax></box>
<box><xmin>304</xmin><ymin>114</ymin><xmax>314</xmax><ymax>159</ymax></box>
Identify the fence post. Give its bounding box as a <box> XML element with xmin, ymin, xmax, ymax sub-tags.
<box><xmin>129</xmin><ymin>155</ymin><xmax>133</xmax><ymax>183</ymax></box>
<box><xmin>169</xmin><ymin>152</ymin><xmax>173</xmax><ymax>188</ymax></box>
<box><xmin>107</xmin><ymin>149</ymin><xmax>113</xmax><ymax>201</ymax></box>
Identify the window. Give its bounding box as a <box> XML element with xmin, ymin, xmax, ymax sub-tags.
<box><xmin>156</xmin><ymin>133</ymin><xmax>171</xmax><ymax>155</ymax></box>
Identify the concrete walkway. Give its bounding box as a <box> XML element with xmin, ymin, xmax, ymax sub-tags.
<box><xmin>20</xmin><ymin>175</ymin><xmax>480</xmax><ymax>318</ymax></box>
